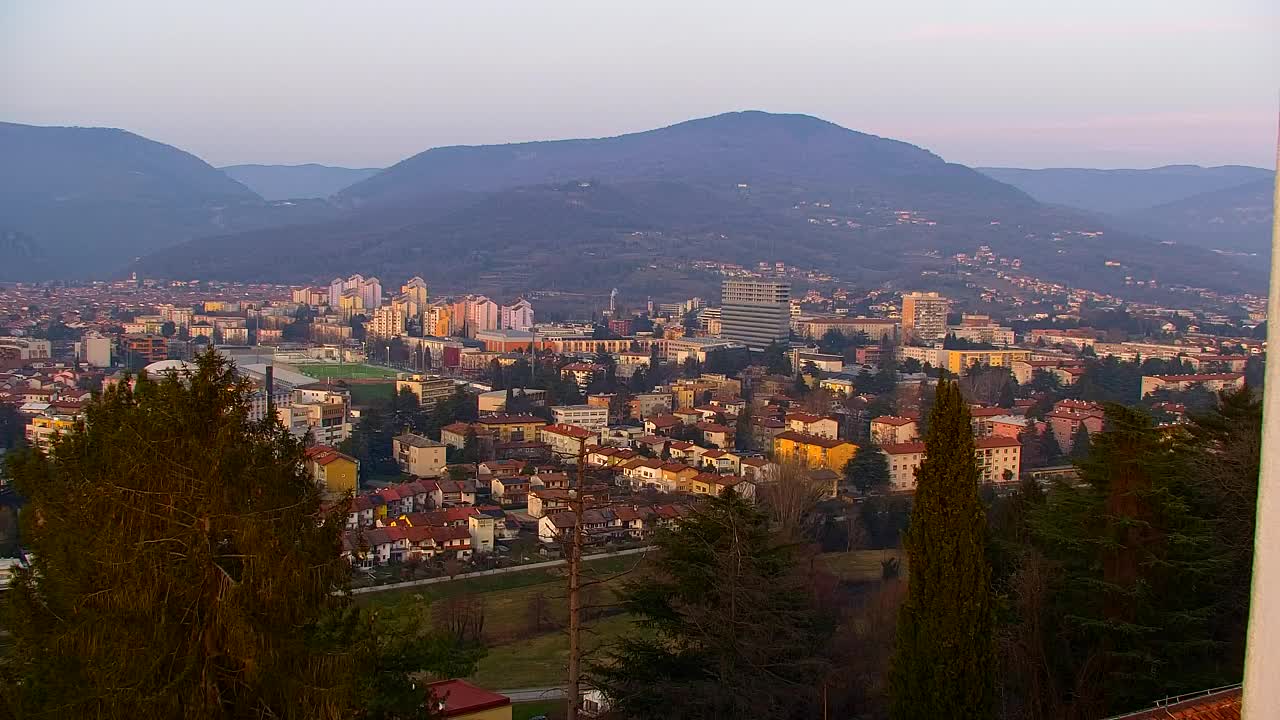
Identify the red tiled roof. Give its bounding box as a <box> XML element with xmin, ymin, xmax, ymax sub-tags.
<box><xmin>541</xmin><ymin>423</ymin><xmax>594</xmax><ymax>439</ymax></box>
<box><xmin>881</xmin><ymin>441</ymin><xmax>928</xmax><ymax>455</ymax></box>
<box><xmin>976</xmin><ymin>436</ymin><xmax>1021</xmax><ymax>449</ymax></box>
<box><xmin>774</xmin><ymin>430</ymin><xmax>854</xmax><ymax>449</ymax></box>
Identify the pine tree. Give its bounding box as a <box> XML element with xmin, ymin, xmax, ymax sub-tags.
<box><xmin>1028</xmin><ymin>404</ymin><xmax>1223</xmax><ymax>716</ymax></box>
<box><xmin>888</xmin><ymin>379</ymin><xmax>995</xmax><ymax>719</ymax></box>
<box><xmin>590</xmin><ymin>491</ymin><xmax>833</xmax><ymax>719</ymax></box>
<box><xmin>1177</xmin><ymin>386</ymin><xmax>1261</xmax><ymax>676</ymax></box>
<box><xmin>0</xmin><ymin>349</ymin><xmax>356</xmax><ymax>719</ymax></box>
<box><xmin>842</xmin><ymin>444</ymin><xmax>890</xmax><ymax>494</ymax></box>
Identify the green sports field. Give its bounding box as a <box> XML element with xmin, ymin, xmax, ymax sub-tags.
<box><xmin>294</xmin><ymin>363</ymin><xmax>399</xmax><ymax>380</ymax></box>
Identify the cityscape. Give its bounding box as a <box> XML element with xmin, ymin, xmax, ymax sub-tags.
<box><xmin>1</xmin><ymin>2</ymin><xmax>1277</xmax><ymax>720</ymax></box>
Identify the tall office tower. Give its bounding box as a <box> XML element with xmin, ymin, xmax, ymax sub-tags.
<box><xmin>901</xmin><ymin>291</ymin><xmax>949</xmax><ymax>344</ymax></box>
<box><xmin>720</xmin><ymin>280</ymin><xmax>791</xmax><ymax>351</ymax></box>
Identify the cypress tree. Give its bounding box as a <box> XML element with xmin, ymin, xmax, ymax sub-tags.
<box><xmin>888</xmin><ymin>379</ymin><xmax>995</xmax><ymax>719</ymax></box>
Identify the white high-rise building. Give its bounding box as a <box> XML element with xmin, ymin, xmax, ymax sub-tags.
<box><xmin>901</xmin><ymin>291</ymin><xmax>949</xmax><ymax>344</ymax></box>
<box><xmin>367</xmin><ymin>305</ymin><xmax>406</xmax><ymax>340</ymax></box>
<box><xmin>720</xmin><ymin>280</ymin><xmax>791</xmax><ymax>351</ymax></box>
<box><xmin>329</xmin><ymin>275</ymin><xmax>383</xmax><ymax>311</ymax></box>
<box><xmin>501</xmin><ymin>299</ymin><xmax>534</xmax><ymax>331</ymax></box>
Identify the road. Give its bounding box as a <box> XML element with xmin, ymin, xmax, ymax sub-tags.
<box><xmin>349</xmin><ymin>545</ymin><xmax>653</xmax><ymax>596</ymax></box>
<box><xmin>499</xmin><ymin>686</ymin><xmax>567</xmax><ymax>703</ymax></box>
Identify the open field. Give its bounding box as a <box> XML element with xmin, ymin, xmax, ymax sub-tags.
<box><xmin>471</xmin><ymin>611</ymin><xmax>639</xmax><ymax>690</ymax></box>
<box><xmin>368</xmin><ymin>547</ymin><xmax>896</xmax><ymax>689</ymax></box>
<box><xmin>818</xmin><ymin>547</ymin><xmax>904</xmax><ymax>581</ymax></box>
<box><xmin>295</xmin><ymin>363</ymin><xmax>400</xmax><ymax>380</ymax></box>
<box><xmin>360</xmin><ymin>553</ymin><xmax>644</xmax><ymax>644</ymax></box>
<box><xmin>347</xmin><ymin>382</ymin><xmax>395</xmax><ymax>407</ymax></box>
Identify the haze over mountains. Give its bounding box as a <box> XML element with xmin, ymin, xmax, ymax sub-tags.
<box><xmin>980</xmin><ymin>165</ymin><xmax>1274</xmax><ymax>255</ymax></box>
<box><xmin>0</xmin><ymin>122</ymin><xmax>337</xmax><ymax>279</ymax></box>
<box><xmin>220</xmin><ymin>164</ymin><xmax>381</xmax><ymax>201</ymax></box>
<box><xmin>0</xmin><ymin>113</ymin><xmax>1268</xmax><ymax>296</ymax></box>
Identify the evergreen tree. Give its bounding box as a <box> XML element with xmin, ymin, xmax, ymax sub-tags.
<box><xmin>1069</xmin><ymin>423</ymin><xmax>1092</xmax><ymax>462</ymax></box>
<box><xmin>1175</xmin><ymin>386</ymin><xmax>1261</xmax><ymax>683</ymax></box>
<box><xmin>889</xmin><ymin>379</ymin><xmax>995</xmax><ymax>719</ymax></box>
<box><xmin>590</xmin><ymin>491</ymin><xmax>833</xmax><ymax>719</ymax></box>
<box><xmin>843</xmin><ymin>445</ymin><xmax>891</xmax><ymax>494</ymax></box>
<box><xmin>762</xmin><ymin>341</ymin><xmax>792</xmax><ymax>376</ymax></box>
<box><xmin>462</xmin><ymin>426</ymin><xmax>481</xmax><ymax>464</ymax></box>
<box><xmin>1027</xmin><ymin>404</ymin><xmax>1222</xmax><ymax>716</ymax></box>
<box><xmin>0</xmin><ymin>350</ymin><xmax>356</xmax><ymax>719</ymax></box>
<box><xmin>734</xmin><ymin>402</ymin><xmax>754</xmax><ymax>452</ymax></box>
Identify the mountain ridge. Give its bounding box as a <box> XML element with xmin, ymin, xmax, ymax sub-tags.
<box><xmin>135</xmin><ymin>112</ymin><xmax>1263</xmax><ymax>296</ymax></box>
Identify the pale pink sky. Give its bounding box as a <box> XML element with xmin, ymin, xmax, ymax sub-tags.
<box><xmin>2</xmin><ymin>1</ymin><xmax>1277</xmax><ymax>169</ymax></box>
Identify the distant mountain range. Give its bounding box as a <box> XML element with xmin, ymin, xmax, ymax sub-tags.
<box><xmin>220</xmin><ymin>164</ymin><xmax>381</xmax><ymax>201</ymax></box>
<box><xmin>980</xmin><ymin>165</ymin><xmax>1274</xmax><ymax>254</ymax></box>
<box><xmin>0</xmin><ymin>114</ymin><xmax>1267</xmax><ymax>296</ymax></box>
<box><xmin>0</xmin><ymin>122</ymin><xmax>337</xmax><ymax>279</ymax></box>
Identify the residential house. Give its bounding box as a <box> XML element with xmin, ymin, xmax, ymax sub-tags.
<box><xmin>881</xmin><ymin>435</ymin><xmax>1021</xmax><ymax>491</ymax></box>
<box><xmin>696</xmin><ymin>421</ymin><xmax>734</xmax><ymax>449</ymax></box>
<box><xmin>393</xmin><ymin>433</ymin><xmax>447</xmax><ymax>477</ymax></box>
<box><xmin>528</xmin><ymin>487</ymin><xmax>572</xmax><ymax>519</ymax></box>
<box><xmin>1140</xmin><ymin>372</ymin><xmax>1245</xmax><ymax>398</ymax></box>
<box><xmin>870</xmin><ymin>416</ymin><xmax>918</xmax><ymax>445</ymax></box>
<box><xmin>538</xmin><ymin>423</ymin><xmax>595</xmax><ymax>460</ymax></box>
<box><xmin>785</xmin><ymin>412</ymin><xmax>839</xmax><ymax>439</ymax></box>
<box><xmin>1047</xmin><ymin>399</ymin><xmax>1106</xmax><ymax>453</ymax></box>
<box><xmin>772</xmin><ymin>431</ymin><xmax>857</xmax><ymax>471</ymax></box>
<box><xmin>303</xmin><ymin>446</ymin><xmax>359</xmax><ymax>497</ymax></box>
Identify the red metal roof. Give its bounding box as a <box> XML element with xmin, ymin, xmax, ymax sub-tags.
<box><xmin>428</xmin><ymin>679</ymin><xmax>511</xmax><ymax>717</ymax></box>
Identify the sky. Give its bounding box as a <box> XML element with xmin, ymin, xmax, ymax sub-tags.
<box><xmin>2</xmin><ymin>1</ymin><xmax>1277</xmax><ymax>169</ymax></box>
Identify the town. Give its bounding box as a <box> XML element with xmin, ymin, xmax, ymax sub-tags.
<box><xmin>2</xmin><ymin>267</ymin><xmax>1262</xmax><ymax>583</ymax></box>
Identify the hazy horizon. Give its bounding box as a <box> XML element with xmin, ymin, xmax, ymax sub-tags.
<box><xmin>3</xmin><ymin>1</ymin><xmax>1277</xmax><ymax>169</ymax></box>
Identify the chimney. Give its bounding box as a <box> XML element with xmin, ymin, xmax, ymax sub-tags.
<box><xmin>265</xmin><ymin>365</ymin><xmax>275</xmax><ymax>414</ymax></box>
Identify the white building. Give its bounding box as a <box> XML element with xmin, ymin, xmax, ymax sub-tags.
<box><xmin>901</xmin><ymin>291</ymin><xmax>949</xmax><ymax>344</ymax></box>
<box><xmin>500</xmin><ymin>299</ymin><xmax>534</xmax><ymax>331</ymax></box>
<box><xmin>551</xmin><ymin>404</ymin><xmax>609</xmax><ymax>432</ymax></box>
<box><xmin>80</xmin><ymin>331</ymin><xmax>113</xmax><ymax>368</ymax></box>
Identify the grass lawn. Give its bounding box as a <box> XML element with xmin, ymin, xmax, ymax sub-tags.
<box><xmin>817</xmin><ymin>548</ymin><xmax>904</xmax><ymax>581</ymax></box>
<box><xmin>360</xmin><ymin>553</ymin><xmax>646</xmax><ymax>641</ymax></box>
<box><xmin>512</xmin><ymin>700</ymin><xmax>564</xmax><ymax>720</ymax></box>
<box><xmin>296</xmin><ymin>363</ymin><xmax>399</xmax><ymax>380</ymax></box>
<box><xmin>471</xmin><ymin>612</ymin><xmax>641</xmax><ymax>690</ymax></box>
<box><xmin>347</xmin><ymin>382</ymin><xmax>395</xmax><ymax>407</ymax></box>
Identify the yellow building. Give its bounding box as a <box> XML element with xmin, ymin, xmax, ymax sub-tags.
<box><xmin>940</xmin><ymin>348</ymin><xmax>1033</xmax><ymax>375</ymax></box>
<box><xmin>24</xmin><ymin>415</ymin><xmax>77</xmax><ymax>451</ymax></box>
<box><xmin>304</xmin><ymin>446</ymin><xmax>359</xmax><ymax>497</ymax></box>
<box><xmin>772</xmin><ymin>430</ymin><xmax>857</xmax><ymax>471</ymax></box>
<box><xmin>660</xmin><ymin>463</ymin><xmax>700</xmax><ymax>491</ymax></box>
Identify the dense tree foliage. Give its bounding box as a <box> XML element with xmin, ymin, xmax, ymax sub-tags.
<box><xmin>1015</xmin><ymin>405</ymin><xmax>1225</xmax><ymax>717</ymax></box>
<box><xmin>0</xmin><ymin>350</ymin><xmax>480</xmax><ymax>720</ymax></box>
<box><xmin>889</xmin><ymin>379</ymin><xmax>995</xmax><ymax>719</ymax></box>
<box><xmin>591</xmin><ymin>491</ymin><xmax>834</xmax><ymax>719</ymax></box>
<box><xmin>843</xmin><ymin>444</ymin><xmax>890</xmax><ymax>494</ymax></box>
<box><xmin>1</xmin><ymin>351</ymin><xmax>356</xmax><ymax>718</ymax></box>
